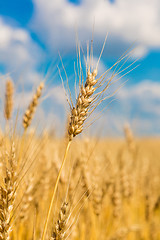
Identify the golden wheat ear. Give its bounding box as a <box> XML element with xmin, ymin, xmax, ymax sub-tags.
<box><xmin>0</xmin><ymin>140</ymin><xmax>17</xmax><ymax>240</ymax></box>
<box><xmin>67</xmin><ymin>38</ymin><xmax>138</xmax><ymax>141</ymax></box>
<box><xmin>50</xmin><ymin>201</ymin><xmax>70</xmax><ymax>240</ymax></box>
<box><xmin>23</xmin><ymin>82</ymin><xmax>44</xmax><ymax>130</ymax></box>
<box><xmin>4</xmin><ymin>78</ymin><xmax>14</xmax><ymax>121</ymax></box>
<box><xmin>124</xmin><ymin>123</ymin><xmax>137</xmax><ymax>154</ymax></box>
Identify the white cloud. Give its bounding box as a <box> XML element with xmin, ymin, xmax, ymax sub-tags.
<box><xmin>31</xmin><ymin>0</ymin><xmax>160</xmax><ymax>56</ymax></box>
<box><xmin>0</xmin><ymin>18</ymin><xmax>44</xmax><ymax>87</ymax></box>
<box><xmin>118</xmin><ymin>80</ymin><xmax>160</xmax><ymax>119</ymax></box>
<box><xmin>49</xmin><ymin>85</ymin><xmax>66</xmax><ymax>106</ymax></box>
<box><xmin>115</xmin><ymin>80</ymin><xmax>160</xmax><ymax>134</ymax></box>
<box><xmin>132</xmin><ymin>45</ymin><xmax>148</xmax><ymax>58</ymax></box>
<box><xmin>118</xmin><ymin>80</ymin><xmax>160</xmax><ymax>101</ymax></box>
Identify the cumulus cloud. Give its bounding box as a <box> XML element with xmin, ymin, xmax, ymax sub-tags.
<box><xmin>118</xmin><ymin>80</ymin><xmax>160</xmax><ymax>100</ymax></box>
<box><xmin>0</xmin><ymin>18</ymin><xmax>44</xmax><ymax>87</ymax></box>
<box><xmin>31</xmin><ymin>0</ymin><xmax>160</xmax><ymax>56</ymax></box>
<box><xmin>113</xmin><ymin>80</ymin><xmax>160</xmax><ymax>135</ymax></box>
<box><xmin>49</xmin><ymin>85</ymin><xmax>66</xmax><ymax>106</ymax></box>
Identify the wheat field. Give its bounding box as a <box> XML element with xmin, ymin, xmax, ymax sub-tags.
<box><xmin>0</xmin><ymin>43</ymin><xmax>160</xmax><ymax>240</ymax></box>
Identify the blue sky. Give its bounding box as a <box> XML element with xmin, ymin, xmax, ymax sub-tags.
<box><xmin>0</xmin><ymin>0</ymin><xmax>160</xmax><ymax>136</ymax></box>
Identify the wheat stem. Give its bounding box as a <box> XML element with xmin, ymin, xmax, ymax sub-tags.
<box><xmin>41</xmin><ymin>140</ymin><xmax>71</xmax><ymax>240</ymax></box>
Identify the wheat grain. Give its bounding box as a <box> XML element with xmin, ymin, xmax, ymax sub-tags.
<box><xmin>4</xmin><ymin>79</ymin><xmax>14</xmax><ymax>121</ymax></box>
<box><xmin>23</xmin><ymin>82</ymin><xmax>44</xmax><ymax>129</ymax></box>
<box><xmin>0</xmin><ymin>142</ymin><xmax>17</xmax><ymax>240</ymax></box>
<box><xmin>50</xmin><ymin>202</ymin><xmax>69</xmax><ymax>240</ymax></box>
<box><xmin>68</xmin><ymin>68</ymin><xmax>98</xmax><ymax>141</ymax></box>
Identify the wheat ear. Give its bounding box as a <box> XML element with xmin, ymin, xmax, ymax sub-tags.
<box><xmin>23</xmin><ymin>82</ymin><xmax>44</xmax><ymax>130</ymax></box>
<box><xmin>0</xmin><ymin>142</ymin><xmax>17</xmax><ymax>240</ymax></box>
<box><xmin>4</xmin><ymin>79</ymin><xmax>14</xmax><ymax>121</ymax></box>
<box><xmin>68</xmin><ymin>68</ymin><xmax>98</xmax><ymax>140</ymax></box>
<box><xmin>124</xmin><ymin>123</ymin><xmax>137</xmax><ymax>155</ymax></box>
<box><xmin>18</xmin><ymin>82</ymin><xmax>44</xmax><ymax>168</ymax></box>
<box><xmin>50</xmin><ymin>202</ymin><xmax>69</xmax><ymax>240</ymax></box>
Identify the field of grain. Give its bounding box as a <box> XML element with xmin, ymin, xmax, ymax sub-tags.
<box><xmin>1</xmin><ymin>127</ymin><xmax>160</xmax><ymax>240</ymax></box>
<box><xmin>0</xmin><ymin>47</ymin><xmax>160</xmax><ymax>240</ymax></box>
